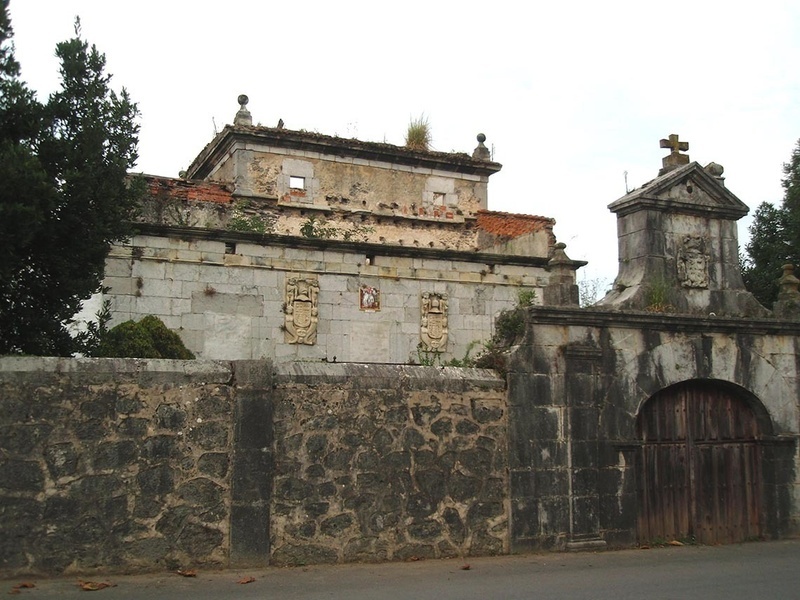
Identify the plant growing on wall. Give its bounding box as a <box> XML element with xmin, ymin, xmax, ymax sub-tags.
<box><xmin>299</xmin><ymin>215</ymin><xmax>374</xmax><ymax>241</ymax></box>
<box><xmin>227</xmin><ymin>199</ymin><xmax>275</xmax><ymax>234</ymax></box>
<box><xmin>405</xmin><ymin>115</ymin><xmax>431</xmax><ymax>151</ymax></box>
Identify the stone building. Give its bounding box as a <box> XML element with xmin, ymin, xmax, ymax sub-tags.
<box><xmin>103</xmin><ymin>96</ymin><xmax>582</xmax><ymax>362</ymax></box>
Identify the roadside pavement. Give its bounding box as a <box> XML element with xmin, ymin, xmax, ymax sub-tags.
<box><xmin>3</xmin><ymin>539</ymin><xmax>800</xmax><ymax>599</ymax></box>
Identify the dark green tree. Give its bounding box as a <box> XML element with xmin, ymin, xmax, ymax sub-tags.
<box><xmin>743</xmin><ymin>139</ymin><xmax>800</xmax><ymax>306</ymax></box>
<box><xmin>0</xmin><ymin>4</ymin><xmax>141</xmax><ymax>355</ymax></box>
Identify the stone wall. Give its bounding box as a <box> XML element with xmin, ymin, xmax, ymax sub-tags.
<box><xmin>104</xmin><ymin>230</ymin><xmax>548</xmax><ymax>363</ymax></box>
<box><xmin>269</xmin><ymin>364</ymin><xmax>508</xmax><ymax>564</ymax></box>
<box><xmin>0</xmin><ymin>358</ymin><xmax>239</xmax><ymax>576</ymax></box>
<box><xmin>507</xmin><ymin>307</ymin><xmax>800</xmax><ymax>551</ymax></box>
<box><xmin>0</xmin><ymin>358</ymin><xmax>507</xmax><ymax>577</ymax></box>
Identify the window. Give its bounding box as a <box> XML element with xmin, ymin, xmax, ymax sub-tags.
<box><xmin>433</xmin><ymin>192</ymin><xmax>446</xmax><ymax>205</ymax></box>
<box><xmin>289</xmin><ymin>176</ymin><xmax>305</xmax><ymax>190</ymax></box>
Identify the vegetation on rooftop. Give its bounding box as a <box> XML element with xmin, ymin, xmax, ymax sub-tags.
<box><xmin>404</xmin><ymin>114</ymin><xmax>432</xmax><ymax>151</ymax></box>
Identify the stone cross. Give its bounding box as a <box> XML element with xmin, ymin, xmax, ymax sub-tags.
<box><xmin>659</xmin><ymin>133</ymin><xmax>690</xmax><ymax>175</ymax></box>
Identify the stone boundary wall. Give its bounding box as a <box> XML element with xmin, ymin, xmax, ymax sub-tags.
<box><xmin>0</xmin><ymin>358</ymin><xmax>507</xmax><ymax>577</ymax></box>
<box><xmin>270</xmin><ymin>364</ymin><xmax>508</xmax><ymax>564</ymax></box>
<box><xmin>0</xmin><ymin>358</ymin><xmax>240</xmax><ymax>576</ymax></box>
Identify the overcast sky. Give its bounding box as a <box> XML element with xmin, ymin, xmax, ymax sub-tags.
<box><xmin>9</xmin><ymin>1</ymin><xmax>800</xmax><ymax>286</ymax></box>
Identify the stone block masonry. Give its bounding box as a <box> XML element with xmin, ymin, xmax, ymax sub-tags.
<box><xmin>0</xmin><ymin>358</ymin><xmax>506</xmax><ymax>577</ymax></box>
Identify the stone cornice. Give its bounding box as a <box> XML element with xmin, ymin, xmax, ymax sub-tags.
<box><xmin>187</xmin><ymin>125</ymin><xmax>503</xmax><ymax>180</ymax></box>
<box><xmin>130</xmin><ymin>223</ymin><xmax>560</xmax><ymax>269</ymax></box>
<box><xmin>526</xmin><ymin>305</ymin><xmax>800</xmax><ymax>335</ymax></box>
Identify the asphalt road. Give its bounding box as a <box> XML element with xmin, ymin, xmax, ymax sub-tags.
<box><xmin>4</xmin><ymin>539</ymin><xmax>800</xmax><ymax>599</ymax></box>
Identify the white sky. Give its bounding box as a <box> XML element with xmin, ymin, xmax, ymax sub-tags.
<box><xmin>9</xmin><ymin>0</ymin><xmax>800</xmax><ymax>286</ymax></box>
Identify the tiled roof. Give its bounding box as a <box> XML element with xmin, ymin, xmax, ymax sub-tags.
<box><xmin>476</xmin><ymin>210</ymin><xmax>555</xmax><ymax>238</ymax></box>
<box><xmin>143</xmin><ymin>175</ymin><xmax>233</xmax><ymax>205</ymax></box>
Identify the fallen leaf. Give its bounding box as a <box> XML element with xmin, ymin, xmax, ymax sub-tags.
<box><xmin>77</xmin><ymin>580</ymin><xmax>116</xmax><ymax>591</ymax></box>
<box><xmin>640</xmin><ymin>545</ymin><xmax>651</xmax><ymax>550</ymax></box>
<box><xmin>14</xmin><ymin>584</ymin><xmax>35</xmax><ymax>590</ymax></box>
<box><xmin>668</xmin><ymin>540</ymin><xmax>684</xmax><ymax>546</ymax></box>
<box><xmin>461</xmin><ymin>564</ymin><xmax>471</xmax><ymax>570</ymax></box>
<box><xmin>176</xmin><ymin>569</ymin><xmax>197</xmax><ymax>577</ymax></box>
<box><xmin>408</xmin><ymin>556</ymin><xmax>419</xmax><ymax>562</ymax></box>
<box><xmin>237</xmin><ymin>576</ymin><xmax>256</xmax><ymax>584</ymax></box>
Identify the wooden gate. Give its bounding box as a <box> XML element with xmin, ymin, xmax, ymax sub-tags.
<box><xmin>635</xmin><ymin>380</ymin><xmax>763</xmax><ymax>544</ymax></box>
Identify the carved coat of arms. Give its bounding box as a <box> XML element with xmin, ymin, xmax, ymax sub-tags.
<box><xmin>284</xmin><ymin>277</ymin><xmax>319</xmax><ymax>344</ymax></box>
<box><xmin>420</xmin><ymin>292</ymin><xmax>448</xmax><ymax>352</ymax></box>
<box><xmin>677</xmin><ymin>235</ymin><xmax>709</xmax><ymax>288</ymax></box>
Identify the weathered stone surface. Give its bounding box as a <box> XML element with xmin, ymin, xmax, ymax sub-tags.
<box><xmin>94</xmin><ymin>440</ymin><xmax>139</xmax><ymax>470</ymax></box>
<box><xmin>0</xmin><ymin>358</ymin><xmax>507</xmax><ymax>575</ymax></box>
<box><xmin>44</xmin><ymin>443</ymin><xmax>79</xmax><ymax>478</ymax></box>
<box><xmin>320</xmin><ymin>513</ymin><xmax>353</xmax><ymax>536</ymax></box>
<box><xmin>178</xmin><ymin>478</ymin><xmax>224</xmax><ymax>506</ymax></box>
<box><xmin>198</xmin><ymin>452</ymin><xmax>229</xmax><ymax>478</ymax></box>
<box><xmin>154</xmin><ymin>404</ymin><xmax>187</xmax><ymax>430</ymax></box>
<box><xmin>272</xmin><ymin>543</ymin><xmax>338</xmax><ymax>566</ymax></box>
<box><xmin>176</xmin><ymin>522</ymin><xmax>224</xmax><ymax>556</ymax></box>
<box><xmin>0</xmin><ymin>460</ymin><xmax>44</xmax><ymax>491</ymax></box>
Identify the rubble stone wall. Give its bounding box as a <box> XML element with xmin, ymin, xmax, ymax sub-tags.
<box><xmin>269</xmin><ymin>364</ymin><xmax>508</xmax><ymax>565</ymax></box>
<box><xmin>0</xmin><ymin>358</ymin><xmax>239</xmax><ymax>576</ymax></box>
<box><xmin>0</xmin><ymin>358</ymin><xmax>507</xmax><ymax>577</ymax></box>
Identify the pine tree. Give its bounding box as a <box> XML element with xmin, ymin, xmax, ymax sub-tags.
<box><xmin>743</xmin><ymin>139</ymin><xmax>800</xmax><ymax>306</ymax></box>
<box><xmin>0</xmin><ymin>4</ymin><xmax>141</xmax><ymax>355</ymax></box>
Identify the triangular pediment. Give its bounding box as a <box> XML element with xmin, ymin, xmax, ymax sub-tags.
<box><xmin>608</xmin><ymin>162</ymin><xmax>749</xmax><ymax>220</ymax></box>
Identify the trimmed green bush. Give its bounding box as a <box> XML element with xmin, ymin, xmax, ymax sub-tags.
<box><xmin>95</xmin><ymin>315</ymin><xmax>195</xmax><ymax>359</ymax></box>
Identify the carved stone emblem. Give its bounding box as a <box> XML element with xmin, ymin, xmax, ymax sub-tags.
<box><xmin>677</xmin><ymin>235</ymin><xmax>709</xmax><ymax>288</ymax></box>
<box><xmin>420</xmin><ymin>292</ymin><xmax>448</xmax><ymax>352</ymax></box>
<box><xmin>284</xmin><ymin>277</ymin><xmax>319</xmax><ymax>344</ymax></box>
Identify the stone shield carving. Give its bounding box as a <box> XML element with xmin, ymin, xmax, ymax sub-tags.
<box><xmin>285</xmin><ymin>277</ymin><xmax>319</xmax><ymax>344</ymax></box>
<box><xmin>677</xmin><ymin>235</ymin><xmax>709</xmax><ymax>288</ymax></box>
<box><xmin>420</xmin><ymin>292</ymin><xmax>448</xmax><ymax>352</ymax></box>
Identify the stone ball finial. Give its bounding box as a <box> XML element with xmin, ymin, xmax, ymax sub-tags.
<box><xmin>472</xmin><ymin>133</ymin><xmax>490</xmax><ymax>160</ymax></box>
<box><xmin>705</xmin><ymin>162</ymin><xmax>724</xmax><ymax>177</ymax></box>
<box><xmin>234</xmin><ymin>94</ymin><xmax>253</xmax><ymax>127</ymax></box>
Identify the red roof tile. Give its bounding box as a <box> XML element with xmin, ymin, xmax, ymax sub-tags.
<box><xmin>476</xmin><ymin>210</ymin><xmax>555</xmax><ymax>238</ymax></box>
<box><xmin>143</xmin><ymin>175</ymin><xmax>233</xmax><ymax>205</ymax></box>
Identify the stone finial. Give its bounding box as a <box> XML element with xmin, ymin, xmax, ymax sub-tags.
<box><xmin>234</xmin><ymin>94</ymin><xmax>252</xmax><ymax>127</ymax></box>
<box><xmin>704</xmin><ymin>162</ymin><xmax>726</xmax><ymax>186</ymax></box>
<box><xmin>777</xmin><ymin>264</ymin><xmax>800</xmax><ymax>302</ymax></box>
<box><xmin>659</xmin><ymin>133</ymin><xmax>690</xmax><ymax>176</ymax></box>
<box><xmin>472</xmin><ymin>133</ymin><xmax>491</xmax><ymax>160</ymax></box>
<box><xmin>543</xmin><ymin>242</ymin><xmax>580</xmax><ymax>306</ymax></box>
<box><xmin>774</xmin><ymin>264</ymin><xmax>800</xmax><ymax>318</ymax></box>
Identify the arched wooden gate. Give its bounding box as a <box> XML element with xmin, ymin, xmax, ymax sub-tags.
<box><xmin>635</xmin><ymin>380</ymin><xmax>765</xmax><ymax>544</ymax></box>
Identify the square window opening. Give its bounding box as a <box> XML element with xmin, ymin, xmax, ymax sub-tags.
<box><xmin>289</xmin><ymin>176</ymin><xmax>306</xmax><ymax>190</ymax></box>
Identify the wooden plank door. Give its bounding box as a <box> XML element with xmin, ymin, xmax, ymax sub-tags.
<box><xmin>635</xmin><ymin>381</ymin><xmax>763</xmax><ymax>544</ymax></box>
